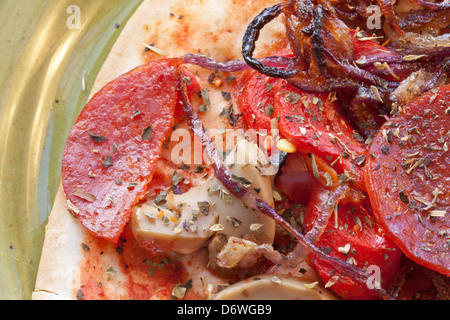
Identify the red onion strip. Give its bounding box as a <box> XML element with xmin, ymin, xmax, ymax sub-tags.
<box><xmin>305</xmin><ymin>184</ymin><xmax>350</xmax><ymax>243</ymax></box>
<box><xmin>182</xmin><ymin>53</ymin><xmax>292</xmax><ymax>73</ymax></box>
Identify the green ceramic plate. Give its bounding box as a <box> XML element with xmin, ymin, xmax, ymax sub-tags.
<box><xmin>0</xmin><ymin>0</ymin><xmax>143</xmax><ymax>300</ymax></box>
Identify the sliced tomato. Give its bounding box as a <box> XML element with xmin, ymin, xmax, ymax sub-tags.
<box><xmin>304</xmin><ymin>184</ymin><xmax>402</xmax><ymax>300</ymax></box>
<box><xmin>62</xmin><ymin>59</ymin><xmax>180</xmax><ymax>242</ymax></box>
<box><xmin>274</xmin><ymin>80</ymin><xmax>368</xmax><ymax>189</ymax></box>
<box><xmin>365</xmin><ymin>84</ymin><xmax>450</xmax><ymax>276</ymax></box>
<box><xmin>274</xmin><ymin>153</ymin><xmax>320</xmax><ymax>206</ymax></box>
<box><xmin>235</xmin><ymin>46</ymin><xmax>293</xmax><ymax>132</ymax></box>
<box><xmin>235</xmin><ymin>69</ymin><xmax>281</xmax><ymax>132</ymax></box>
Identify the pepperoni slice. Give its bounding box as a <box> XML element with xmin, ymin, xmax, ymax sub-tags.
<box><xmin>274</xmin><ymin>80</ymin><xmax>368</xmax><ymax>189</ymax></box>
<box><xmin>365</xmin><ymin>84</ymin><xmax>450</xmax><ymax>276</ymax></box>
<box><xmin>303</xmin><ymin>184</ymin><xmax>402</xmax><ymax>300</ymax></box>
<box><xmin>62</xmin><ymin>59</ymin><xmax>180</xmax><ymax>243</ymax></box>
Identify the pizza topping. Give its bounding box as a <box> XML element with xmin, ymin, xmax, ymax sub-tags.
<box><xmin>207</xmin><ymin>140</ymin><xmax>276</xmax><ymax>267</ymax></box>
<box><xmin>213</xmin><ymin>274</ymin><xmax>337</xmax><ymax>300</ymax></box>
<box><xmin>179</xmin><ymin>81</ymin><xmax>395</xmax><ymax>300</ymax></box>
<box><xmin>235</xmin><ymin>69</ymin><xmax>282</xmax><ymax>132</ymax></box>
<box><xmin>141</xmin><ymin>126</ymin><xmax>154</xmax><ymax>141</ymax></box>
<box><xmin>88</xmin><ymin>133</ymin><xmax>107</xmax><ymax>143</ymax></box>
<box><xmin>61</xmin><ymin>59</ymin><xmax>180</xmax><ymax>243</ymax></box>
<box><xmin>240</xmin><ymin>0</ymin><xmax>450</xmax><ymax>130</ymax></box>
<box><xmin>52</xmin><ymin>0</ymin><xmax>450</xmax><ymax>300</ymax></box>
<box><xmin>303</xmin><ymin>184</ymin><xmax>403</xmax><ymax>299</ymax></box>
<box><xmin>365</xmin><ymin>84</ymin><xmax>450</xmax><ymax>276</ymax></box>
<box><xmin>131</xmin><ymin>185</ymin><xmax>220</xmax><ymax>255</ymax></box>
<box><xmin>132</xmin><ymin>139</ymin><xmax>276</xmax><ymax>256</ymax></box>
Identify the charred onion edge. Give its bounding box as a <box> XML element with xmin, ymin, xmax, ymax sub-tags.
<box><xmin>241</xmin><ymin>3</ymin><xmax>297</xmax><ymax>79</ymax></box>
<box><xmin>179</xmin><ymin>76</ymin><xmax>395</xmax><ymax>300</ymax></box>
<box><xmin>311</xmin><ymin>4</ymin><xmax>326</xmax><ymax>72</ymax></box>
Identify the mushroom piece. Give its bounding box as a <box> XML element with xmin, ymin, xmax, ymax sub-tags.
<box><xmin>215</xmin><ymin>138</ymin><xmax>276</xmax><ymax>244</ymax></box>
<box><xmin>207</xmin><ymin>139</ymin><xmax>277</xmax><ymax>269</ymax></box>
<box><xmin>213</xmin><ymin>274</ymin><xmax>337</xmax><ymax>300</ymax></box>
<box><xmin>131</xmin><ymin>139</ymin><xmax>276</xmax><ymax>255</ymax></box>
<box><xmin>131</xmin><ymin>184</ymin><xmax>221</xmax><ymax>254</ymax></box>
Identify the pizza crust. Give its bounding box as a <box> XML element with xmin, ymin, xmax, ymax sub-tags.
<box><xmin>32</xmin><ymin>183</ymin><xmax>84</xmax><ymax>299</ymax></box>
<box><xmin>32</xmin><ymin>0</ymin><xmax>286</xmax><ymax>300</ymax></box>
<box><xmin>90</xmin><ymin>0</ymin><xmax>286</xmax><ymax>97</ymax></box>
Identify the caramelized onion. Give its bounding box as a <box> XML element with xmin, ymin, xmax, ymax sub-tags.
<box><xmin>376</xmin><ymin>0</ymin><xmax>399</xmax><ymax>28</ymax></box>
<box><xmin>389</xmin><ymin>258</ymin><xmax>450</xmax><ymax>300</ymax></box>
<box><xmin>390</xmin><ymin>59</ymin><xmax>450</xmax><ymax>106</ymax></box>
<box><xmin>408</xmin><ymin>0</ymin><xmax>450</xmax><ymax>9</ymax></box>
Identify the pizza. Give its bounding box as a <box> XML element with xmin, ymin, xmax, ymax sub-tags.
<box><xmin>32</xmin><ymin>0</ymin><xmax>450</xmax><ymax>300</ymax></box>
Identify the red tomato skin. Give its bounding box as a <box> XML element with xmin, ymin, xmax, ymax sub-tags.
<box><xmin>235</xmin><ymin>69</ymin><xmax>280</xmax><ymax>132</ymax></box>
<box><xmin>304</xmin><ymin>185</ymin><xmax>402</xmax><ymax>299</ymax></box>
<box><xmin>274</xmin><ymin>80</ymin><xmax>367</xmax><ymax>189</ymax></box>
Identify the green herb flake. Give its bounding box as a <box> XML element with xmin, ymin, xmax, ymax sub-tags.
<box><xmin>399</xmin><ymin>190</ymin><xmax>409</xmax><ymax>204</ymax></box>
<box><xmin>353</xmin><ymin>154</ymin><xmax>366</xmax><ymax>166</ymax></box>
<box><xmin>226</xmin><ymin>75</ymin><xmax>235</xmax><ymax>83</ymax></box>
<box><xmin>76</xmin><ymin>289</ymin><xmax>84</xmax><ymax>300</ymax></box>
<box><xmin>230</xmin><ymin>174</ymin><xmax>252</xmax><ymax>187</ymax></box>
<box><xmin>178</xmin><ymin>164</ymin><xmax>190</xmax><ymax>170</ymax></box>
<box><xmin>197</xmin><ymin>201</ymin><xmax>211</xmax><ymax>215</ymax></box>
<box><xmin>88</xmin><ymin>133</ymin><xmax>107</xmax><ymax>143</ymax></box>
<box><xmin>101</xmin><ymin>155</ymin><xmax>113</xmax><ymax>168</ymax></box>
<box><xmin>265</xmin><ymin>104</ymin><xmax>274</xmax><ymax>117</ymax></box>
<box><xmin>226</xmin><ymin>216</ymin><xmax>242</xmax><ymax>228</ymax></box>
<box><xmin>311</xmin><ymin>154</ymin><xmax>320</xmax><ymax>179</ymax></box>
<box><xmin>182</xmin><ymin>77</ymin><xmax>191</xmax><ymax>85</ymax></box>
<box><xmin>141</xmin><ymin>126</ymin><xmax>154</xmax><ymax>141</ymax></box>
<box><xmin>381</xmin><ymin>145</ymin><xmax>390</xmax><ymax>155</ymax></box>
<box><xmin>199</xmin><ymin>88</ymin><xmax>210</xmax><ymax>112</ymax></box>
<box><xmin>222</xmin><ymin>91</ymin><xmax>232</xmax><ymax>101</ymax></box>
<box><xmin>172</xmin><ymin>171</ymin><xmax>184</xmax><ymax>186</ymax></box>
<box><xmin>193</xmin><ymin>164</ymin><xmax>206</xmax><ymax>173</ymax></box>
<box><xmin>285</xmin><ymin>92</ymin><xmax>301</xmax><ymax>105</ymax></box>
<box><xmin>106</xmin><ymin>266</ymin><xmax>116</xmax><ymax>280</ymax></box>
<box><xmin>218</xmin><ymin>105</ymin><xmax>236</xmax><ymax>126</ymax></box>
